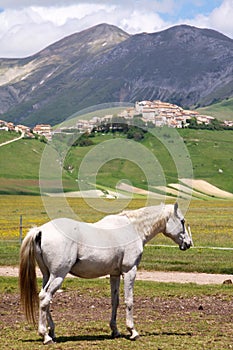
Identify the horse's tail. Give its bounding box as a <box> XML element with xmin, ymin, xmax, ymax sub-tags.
<box><xmin>19</xmin><ymin>227</ymin><xmax>41</xmax><ymax>325</ymax></box>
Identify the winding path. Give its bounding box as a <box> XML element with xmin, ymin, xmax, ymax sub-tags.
<box><xmin>0</xmin><ymin>132</ymin><xmax>24</xmax><ymax>147</ymax></box>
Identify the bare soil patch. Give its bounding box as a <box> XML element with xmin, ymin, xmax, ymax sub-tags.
<box><xmin>1</xmin><ymin>289</ymin><xmax>233</xmax><ymax>338</ymax></box>
<box><xmin>1</xmin><ymin>274</ymin><xmax>233</xmax><ymax>349</ymax></box>
<box><xmin>181</xmin><ymin>179</ymin><xmax>233</xmax><ymax>198</ymax></box>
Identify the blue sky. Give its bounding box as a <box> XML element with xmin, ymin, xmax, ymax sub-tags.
<box><xmin>0</xmin><ymin>0</ymin><xmax>232</xmax><ymax>58</ymax></box>
<box><xmin>162</xmin><ymin>0</ymin><xmax>223</xmax><ymax>20</ymax></box>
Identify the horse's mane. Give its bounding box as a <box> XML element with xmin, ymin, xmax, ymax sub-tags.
<box><xmin>119</xmin><ymin>204</ymin><xmax>174</xmax><ymax>241</ymax></box>
<box><xmin>119</xmin><ymin>203</ymin><xmax>173</xmax><ymax>219</ymax></box>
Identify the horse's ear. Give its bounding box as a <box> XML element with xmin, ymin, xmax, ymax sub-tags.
<box><xmin>174</xmin><ymin>202</ymin><xmax>178</xmax><ymax>215</ymax></box>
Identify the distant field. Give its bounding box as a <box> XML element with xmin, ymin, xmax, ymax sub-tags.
<box><xmin>178</xmin><ymin>129</ymin><xmax>233</xmax><ymax>193</ymax></box>
<box><xmin>0</xmin><ymin>134</ymin><xmax>75</xmax><ymax>194</ymax></box>
<box><xmin>0</xmin><ymin>196</ymin><xmax>233</xmax><ymax>274</ymax></box>
<box><xmin>0</xmin><ymin>128</ymin><xmax>233</xmax><ymax>195</ymax></box>
<box><xmin>197</xmin><ymin>98</ymin><xmax>233</xmax><ymax>121</ymax></box>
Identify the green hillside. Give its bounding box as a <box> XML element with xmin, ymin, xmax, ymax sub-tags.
<box><xmin>0</xmin><ymin>131</ymin><xmax>20</xmax><ymax>143</ymax></box>
<box><xmin>197</xmin><ymin>98</ymin><xmax>233</xmax><ymax>121</ymax></box>
<box><xmin>178</xmin><ymin>129</ymin><xmax>233</xmax><ymax>192</ymax></box>
<box><xmin>0</xmin><ymin>132</ymin><xmax>74</xmax><ymax>194</ymax></box>
<box><xmin>0</xmin><ymin>129</ymin><xmax>233</xmax><ymax>195</ymax></box>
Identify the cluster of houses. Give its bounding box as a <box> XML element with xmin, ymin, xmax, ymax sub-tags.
<box><xmin>1</xmin><ymin>100</ymin><xmax>233</xmax><ymax>140</ymax></box>
<box><xmin>135</xmin><ymin>100</ymin><xmax>208</xmax><ymax>128</ymax></box>
<box><xmin>0</xmin><ymin>120</ymin><xmax>52</xmax><ymax>140</ymax></box>
<box><xmin>62</xmin><ymin>100</ymin><xmax>233</xmax><ymax>133</ymax></box>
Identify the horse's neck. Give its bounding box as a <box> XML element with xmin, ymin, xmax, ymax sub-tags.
<box><xmin>122</xmin><ymin>205</ymin><xmax>171</xmax><ymax>245</ymax></box>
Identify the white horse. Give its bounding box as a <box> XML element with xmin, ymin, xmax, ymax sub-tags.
<box><xmin>19</xmin><ymin>203</ymin><xmax>192</xmax><ymax>344</ymax></box>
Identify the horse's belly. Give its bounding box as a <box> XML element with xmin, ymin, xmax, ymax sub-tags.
<box><xmin>70</xmin><ymin>252</ymin><xmax>123</xmax><ymax>278</ymax></box>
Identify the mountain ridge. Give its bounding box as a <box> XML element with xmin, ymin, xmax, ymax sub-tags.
<box><xmin>0</xmin><ymin>23</ymin><xmax>233</xmax><ymax>126</ymax></box>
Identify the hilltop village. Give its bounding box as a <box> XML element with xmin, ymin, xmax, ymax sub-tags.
<box><xmin>0</xmin><ymin>121</ymin><xmax>52</xmax><ymax>141</ymax></box>
<box><xmin>1</xmin><ymin>100</ymin><xmax>233</xmax><ymax>140</ymax></box>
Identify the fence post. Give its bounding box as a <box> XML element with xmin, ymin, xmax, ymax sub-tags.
<box><xmin>19</xmin><ymin>215</ymin><xmax>23</xmax><ymax>244</ymax></box>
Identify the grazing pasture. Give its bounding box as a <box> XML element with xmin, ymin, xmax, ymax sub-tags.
<box><xmin>0</xmin><ymin>196</ymin><xmax>233</xmax><ymax>349</ymax></box>
<box><xmin>0</xmin><ymin>196</ymin><xmax>233</xmax><ymax>273</ymax></box>
<box><xmin>0</xmin><ymin>277</ymin><xmax>233</xmax><ymax>349</ymax></box>
<box><xmin>1</xmin><ymin>129</ymin><xmax>233</xmax><ymax>195</ymax></box>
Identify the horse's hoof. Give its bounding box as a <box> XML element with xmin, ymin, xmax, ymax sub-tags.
<box><xmin>130</xmin><ymin>334</ymin><xmax>140</xmax><ymax>341</ymax></box>
<box><xmin>111</xmin><ymin>331</ymin><xmax>121</xmax><ymax>339</ymax></box>
<box><xmin>43</xmin><ymin>335</ymin><xmax>54</xmax><ymax>345</ymax></box>
<box><xmin>129</xmin><ymin>330</ymin><xmax>140</xmax><ymax>341</ymax></box>
<box><xmin>48</xmin><ymin>330</ymin><xmax>56</xmax><ymax>339</ymax></box>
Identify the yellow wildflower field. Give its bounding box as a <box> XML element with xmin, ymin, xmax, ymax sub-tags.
<box><xmin>0</xmin><ymin>195</ymin><xmax>232</xmax><ymax>248</ymax></box>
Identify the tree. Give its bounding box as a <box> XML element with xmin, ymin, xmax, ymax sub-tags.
<box><xmin>207</xmin><ymin>118</ymin><xmax>223</xmax><ymax>130</ymax></box>
<box><xmin>187</xmin><ymin>117</ymin><xmax>198</xmax><ymax>129</ymax></box>
<box><xmin>126</xmin><ymin>126</ymin><xmax>145</xmax><ymax>141</ymax></box>
<box><xmin>39</xmin><ymin>135</ymin><xmax>47</xmax><ymax>143</ymax></box>
<box><xmin>72</xmin><ymin>132</ymin><xmax>94</xmax><ymax>147</ymax></box>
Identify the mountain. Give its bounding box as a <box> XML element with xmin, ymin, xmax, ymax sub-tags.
<box><xmin>0</xmin><ymin>23</ymin><xmax>233</xmax><ymax>126</ymax></box>
<box><xmin>0</xmin><ymin>24</ymin><xmax>129</xmax><ymax>126</ymax></box>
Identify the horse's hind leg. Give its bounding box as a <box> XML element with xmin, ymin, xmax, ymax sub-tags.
<box><xmin>123</xmin><ymin>266</ymin><xmax>139</xmax><ymax>340</ymax></box>
<box><xmin>38</xmin><ymin>275</ymin><xmax>65</xmax><ymax>344</ymax></box>
<box><xmin>36</xmin><ymin>247</ymin><xmax>56</xmax><ymax>342</ymax></box>
<box><xmin>43</xmin><ymin>273</ymin><xmax>56</xmax><ymax>340</ymax></box>
<box><xmin>110</xmin><ymin>275</ymin><xmax>121</xmax><ymax>338</ymax></box>
<box><xmin>46</xmin><ymin>305</ymin><xmax>55</xmax><ymax>340</ymax></box>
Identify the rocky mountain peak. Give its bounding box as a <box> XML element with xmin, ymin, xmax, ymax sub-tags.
<box><xmin>0</xmin><ymin>24</ymin><xmax>233</xmax><ymax>126</ymax></box>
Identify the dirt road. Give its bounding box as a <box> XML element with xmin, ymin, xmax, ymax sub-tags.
<box><xmin>1</xmin><ymin>266</ymin><xmax>232</xmax><ymax>285</ymax></box>
<box><xmin>0</xmin><ymin>132</ymin><xmax>24</xmax><ymax>147</ymax></box>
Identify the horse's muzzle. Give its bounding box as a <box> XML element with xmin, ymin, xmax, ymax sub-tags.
<box><xmin>179</xmin><ymin>242</ymin><xmax>191</xmax><ymax>251</ymax></box>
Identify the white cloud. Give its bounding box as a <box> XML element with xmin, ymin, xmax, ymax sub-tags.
<box><xmin>209</xmin><ymin>0</ymin><xmax>233</xmax><ymax>37</ymax></box>
<box><xmin>0</xmin><ymin>0</ymin><xmax>175</xmax><ymax>11</ymax></box>
<box><xmin>31</xmin><ymin>3</ymin><xmax>114</xmax><ymax>26</ymax></box>
<box><xmin>0</xmin><ymin>4</ymin><xmax>116</xmax><ymax>57</ymax></box>
<box><xmin>120</xmin><ymin>10</ymin><xmax>169</xmax><ymax>34</ymax></box>
<box><xmin>0</xmin><ymin>0</ymin><xmax>77</xmax><ymax>8</ymax></box>
<box><xmin>178</xmin><ymin>0</ymin><xmax>233</xmax><ymax>38</ymax></box>
<box><xmin>0</xmin><ymin>3</ymin><xmax>167</xmax><ymax>58</ymax></box>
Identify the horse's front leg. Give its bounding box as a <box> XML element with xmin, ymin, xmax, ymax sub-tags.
<box><xmin>109</xmin><ymin>275</ymin><xmax>121</xmax><ymax>338</ymax></box>
<box><xmin>123</xmin><ymin>266</ymin><xmax>139</xmax><ymax>340</ymax></box>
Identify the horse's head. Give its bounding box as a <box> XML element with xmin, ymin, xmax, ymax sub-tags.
<box><xmin>164</xmin><ymin>203</ymin><xmax>193</xmax><ymax>251</ymax></box>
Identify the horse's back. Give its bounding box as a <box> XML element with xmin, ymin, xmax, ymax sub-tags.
<box><xmin>42</xmin><ymin>216</ymin><xmax>139</xmax><ymax>248</ymax></box>
<box><xmin>93</xmin><ymin>214</ymin><xmax>131</xmax><ymax>229</ymax></box>
<box><xmin>38</xmin><ymin>216</ymin><xmax>143</xmax><ymax>278</ymax></box>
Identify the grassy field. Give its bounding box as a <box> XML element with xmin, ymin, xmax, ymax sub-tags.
<box><xmin>0</xmin><ymin>196</ymin><xmax>233</xmax><ymax>274</ymax></box>
<box><xmin>1</xmin><ymin>128</ymin><xmax>233</xmax><ymax>194</ymax></box>
<box><xmin>0</xmin><ymin>130</ymin><xmax>20</xmax><ymax>143</ymax></box>
<box><xmin>178</xmin><ymin>129</ymin><xmax>233</xmax><ymax>193</ymax></box>
<box><xmin>197</xmin><ymin>97</ymin><xmax>233</xmax><ymax>121</ymax></box>
<box><xmin>0</xmin><ymin>135</ymin><xmax>75</xmax><ymax>195</ymax></box>
<box><xmin>1</xmin><ymin>196</ymin><xmax>233</xmax><ymax>349</ymax></box>
<box><xmin>1</xmin><ymin>277</ymin><xmax>233</xmax><ymax>349</ymax></box>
